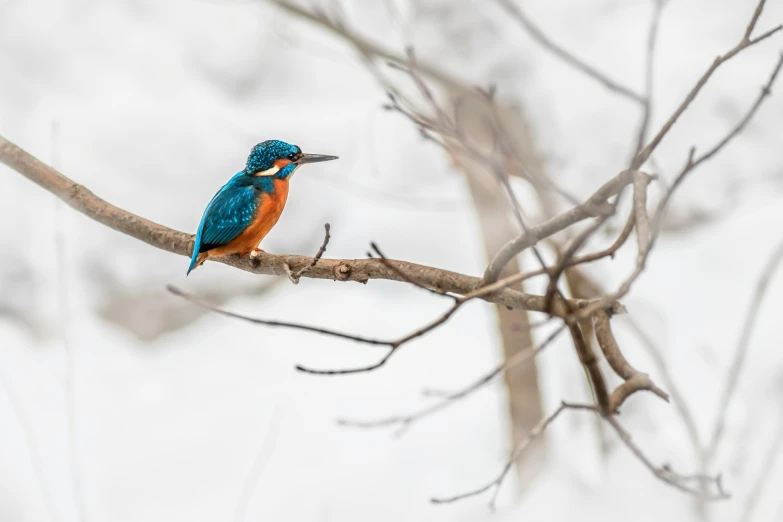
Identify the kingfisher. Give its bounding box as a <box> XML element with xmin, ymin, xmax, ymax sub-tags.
<box><xmin>186</xmin><ymin>140</ymin><xmax>338</xmax><ymax>275</ymax></box>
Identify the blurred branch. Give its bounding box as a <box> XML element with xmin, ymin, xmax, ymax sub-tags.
<box><xmin>739</xmin><ymin>410</ymin><xmax>783</xmax><ymax>522</ymax></box>
<box><xmin>493</xmin><ymin>0</ymin><xmax>645</xmax><ymax>104</ymax></box>
<box><xmin>265</xmin><ymin>0</ymin><xmax>467</xmax><ymax>92</ymax></box>
<box><xmin>234</xmin><ymin>406</ymin><xmax>283</xmax><ymax>522</ymax></box>
<box><xmin>631</xmin><ymin>0</ymin><xmax>667</xmax><ymax>160</ymax></box>
<box><xmin>51</xmin><ymin>124</ymin><xmax>87</xmax><ymax>522</ymax></box>
<box><xmin>0</xmin><ymin>369</ymin><xmax>60</xmax><ymax>522</ymax></box>
<box><xmin>706</xmin><ymin>237</ymin><xmax>783</xmax><ymax>462</ymax></box>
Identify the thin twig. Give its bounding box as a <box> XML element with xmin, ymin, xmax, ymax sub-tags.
<box><xmin>284</xmin><ymin>223</ymin><xmax>331</xmax><ymax>284</ymax></box>
<box><xmin>631</xmin><ymin>0</ymin><xmax>667</xmax><ymax>160</ymax></box>
<box><xmin>430</xmin><ymin>401</ymin><xmax>595</xmax><ymax>508</ymax></box>
<box><xmin>605</xmin><ymin>416</ymin><xmax>729</xmax><ymax>500</ymax></box>
<box><xmin>632</xmin><ymin>0</ymin><xmax>781</xmax><ymax>169</ymax></box>
<box><xmin>338</xmin><ymin>325</ymin><xmax>566</xmax><ymax>433</ymax></box>
<box><xmin>370</xmin><ymin>242</ymin><xmax>457</xmax><ymax>300</ymax></box>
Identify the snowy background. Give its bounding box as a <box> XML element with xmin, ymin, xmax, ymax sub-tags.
<box><xmin>1</xmin><ymin>0</ymin><xmax>782</xmax><ymax>521</ymax></box>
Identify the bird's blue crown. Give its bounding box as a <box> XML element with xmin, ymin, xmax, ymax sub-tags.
<box><xmin>245</xmin><ymin>140</ymin><xmax>302</xmax><ymax>179</ymax></box>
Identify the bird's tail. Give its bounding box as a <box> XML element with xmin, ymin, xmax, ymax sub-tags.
<box><xmin>186</xmin><ymin>251</ymin><xmax>208</xmax><ymax>276</ymax></box>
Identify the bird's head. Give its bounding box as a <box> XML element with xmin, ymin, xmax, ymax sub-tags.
<box><xmin>244</xmin><ymin>140</ymin><xmax>338</xmax><ymax>180</ymax></box>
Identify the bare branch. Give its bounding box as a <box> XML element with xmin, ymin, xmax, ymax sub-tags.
<box><xmin>632</xmin><ymin>0</ymin><xmax>781</xmax><ymax>169</ymax></box>
<box><xmin>483</xmin><ymin>169</ymin><xmax>634</xmax><ymax>284</ymax></box>
<box><xmin>660</xmin><ymin>51</ymin><xmax>783</xmax><ymax>205</ymax></box>
<box><xmin>493</xmin><ymin>0</ymin><xmax>645</xmax><ymax>104</ymax></box>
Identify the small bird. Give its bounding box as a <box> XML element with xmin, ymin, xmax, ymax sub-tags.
<box><xmin>187</xmin><ymin>140</ymin><xmax>338</xmax><ymax>275</ymax></box>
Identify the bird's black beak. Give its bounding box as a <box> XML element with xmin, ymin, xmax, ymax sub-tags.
<box><xmin>296</xmin><ymin>153</ymin><xmax>339</xmax><ymax>165</ymax></box>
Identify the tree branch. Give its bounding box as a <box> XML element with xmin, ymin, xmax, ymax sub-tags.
<box><xmin>482</xmin><ymin>169</ymin><xmax>634</xmax><ymax>284</ymax></box>
<box><xmin>0</xmin><ymin>133</ymin><xmax>607</xmax><ymax>315</ymax></box>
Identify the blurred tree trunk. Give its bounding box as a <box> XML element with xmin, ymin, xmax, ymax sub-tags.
<box><xmin>445</xmin><ymin>91</ymin><xmax>545</xmax><ymax>489</ymax></box>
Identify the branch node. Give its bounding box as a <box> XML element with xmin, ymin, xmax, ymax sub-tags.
<box><xmin>333</xmin><ymin>263</ymin><xmax>353</xmax><ymax>281</ymax></box>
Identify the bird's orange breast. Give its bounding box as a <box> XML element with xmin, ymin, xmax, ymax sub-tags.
<box><xmin>212</xmin><ymin>179</ymin><xmax>290</xmax><ymax>257</ymax></box>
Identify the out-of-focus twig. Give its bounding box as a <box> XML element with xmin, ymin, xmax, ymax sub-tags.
<box><xmin>706</xmin><ymin>237</ymin><xmax>783</xmax><ymax>461</ymax></box>
<box><xmin>234</xmin><ymin>407</ymin><xmax>283</xmax><ymax>522</ymax></box>
<box><xmin>738</xmin><ymin>411</ymin><xmax>783</xmax><ymax>522</ymax></box>
<box><xmin>493</xmin><ymin>0</ymin><xmax>645</xmax><ymax>104</ymax></box>
<box><xmin>0</xmin><ymin>369</ymin><xmax>60</xmax><ymax>522</ymax></box>
<box><xmin>631</xmin><ymin>0</ymin><xmax>667</xmax><ymax>160</ymax></box>
<box><xmin>264</xmin><ymin>0</ymin><xmax>467</xmax><ymax>91</ymax></box>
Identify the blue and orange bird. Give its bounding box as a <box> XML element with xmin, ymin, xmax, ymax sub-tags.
<box><xmin>186</xmin><ymin>140</ymin><xmax>338</xmax><ymax>275</ymax></box>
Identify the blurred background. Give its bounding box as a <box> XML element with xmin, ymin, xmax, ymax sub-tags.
<box><xmin>1</xmin><ymin>0</ymin><xmax>782</xmax><ymax>521</ymax></box>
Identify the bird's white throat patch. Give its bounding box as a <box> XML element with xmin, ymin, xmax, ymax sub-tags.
<box><xmin>254</xmin><ymin>165</ymin><xmax>280</xmax><ymax>177</ymax></box>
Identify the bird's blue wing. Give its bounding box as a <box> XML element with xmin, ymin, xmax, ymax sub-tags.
<box><xmin>187</xmin><ymin>176</ymin><xmax>259</xmax><ymax>274</ymax></box>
